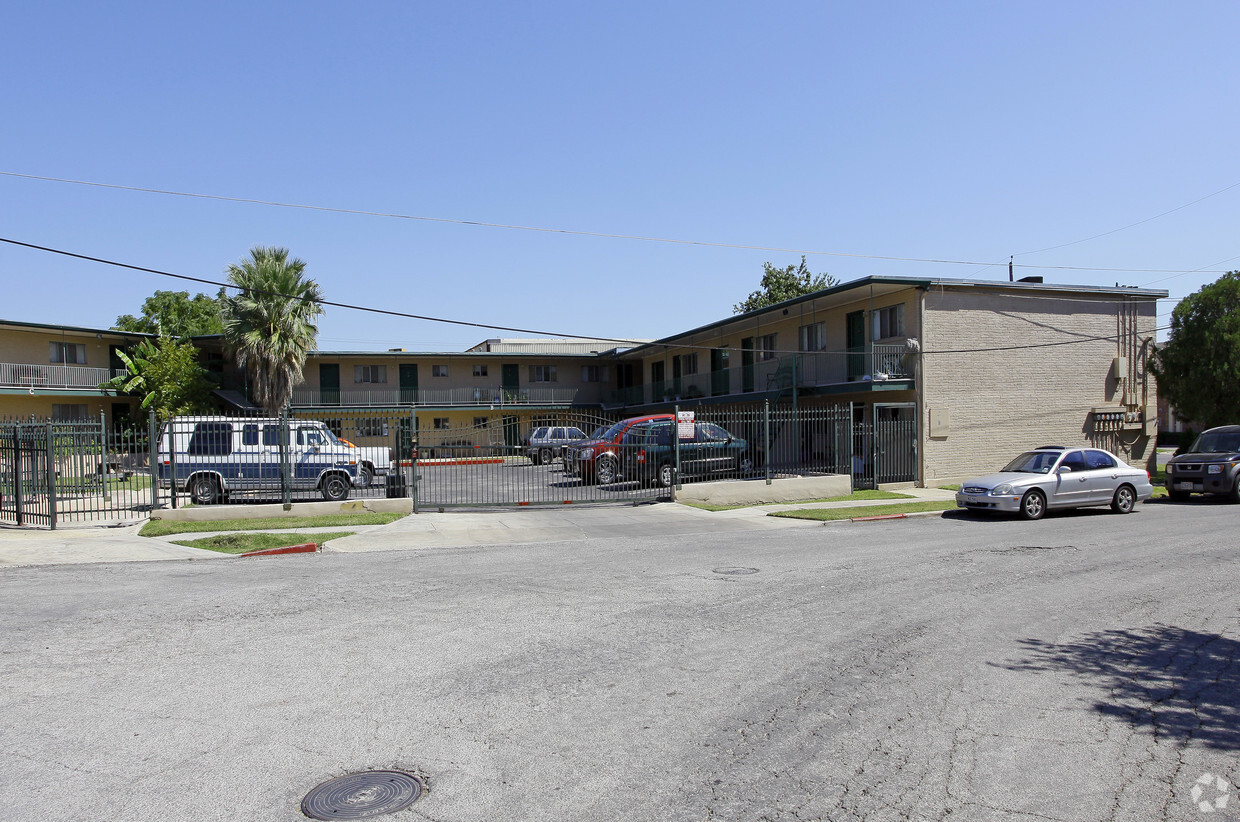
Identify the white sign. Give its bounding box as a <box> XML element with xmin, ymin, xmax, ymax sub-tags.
<box><xmin>677</xmin><ymin>410</ymin><xmax>695</xmax><ymax>440</ymax></box>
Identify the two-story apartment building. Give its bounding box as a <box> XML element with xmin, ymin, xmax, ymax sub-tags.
<box><xmin>0</xmin><ymin>319</ymin><xmax>147</xmax><ymax>425</ymax></box>
<box><xmin>0</xmin><ymin>275</ymin><xmax>1165</xmax><ymax>485</ymax></box>
<box><xmin>605</xmin><ymin>276</ymin><xmax>1164</xmax><ymax>484</ymax></box>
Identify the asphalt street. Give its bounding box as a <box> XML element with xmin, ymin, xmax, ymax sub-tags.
<box><xmin>1</xmin><ymin>500</ymin><xmax>1237</xmax><ymax>822</ymax></box>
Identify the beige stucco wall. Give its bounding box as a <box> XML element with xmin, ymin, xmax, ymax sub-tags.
<box><xmin>920</xmin><ymin>289</ymin><xmax>1159</xmax><ymax>483</ymax></box>
<box><xmin>0</xmin><ymin>326</ymin><xmax>134</xmax><ymax>369</ymax></box>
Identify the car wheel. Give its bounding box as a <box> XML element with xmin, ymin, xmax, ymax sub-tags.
<box><xmin>1229</xmin><ymin>478</ymin><xmax>1240</xmax><ymax>504</ymax></box>
<box><xmin>539</xmin><ymin>447</ymin><xmax>555</xmax><ymax>465</ymax></box>
<box><xmin>189</xmin><ymin>475</ymin><xmax>221</xmax><ymax>505</ymax></box>
<box><xmin>1110</xmin><ymin>484</ymin><xmax>1136</xmax><ymax>514</ymax></box>
<box><xmin>595</xmin><ymin>456</ymin><xmax>617</xmax><ymax>485</ymax></box>
<box><xmin>1019</xmin><ymin>489</ymin><xmax>1046</xmax><ymax>520</ymax></box>
<box><xmin>356</xmin><ymin>464</ymin><xmax>374</xmax><ymax>488</ymax></box>
<box><xmin>656</xmin><ymin>462</ymin><xmax>676</xmax><ymax>488</ymax></box>
<box><xmin>321</xmin><ymin>473</ymin><xmax>350</xmax><ymax>502</ymax></box>
<box><xmin>737</xmin><ymin>451</ymin><xmax>756</xmax><ymax>475</ymax></box>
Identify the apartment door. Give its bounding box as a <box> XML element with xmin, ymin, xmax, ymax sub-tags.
<box><xmin>319</xmin><ymin>363</ymin><xmax>340</xmax><ymax>405</ymax></box>
<box><xmin>846</xmin><ymin>311</ymin><xmax>866</xmax><ymax>381</ymax></box>
<box><xmin>502</xmin><ymin>364</ymin><xmax>520</xmax><ymax>402</ymax></box>
<box><xmin>399</xmin><ymin>364</ymin><xmax>418</xmax><ymax>404</ymax></box>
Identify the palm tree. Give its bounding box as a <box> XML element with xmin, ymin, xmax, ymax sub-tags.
<box><xmin>222</xmin><ymin>247</ymin><xmax>324</xmax><ymax>414</ymax></box>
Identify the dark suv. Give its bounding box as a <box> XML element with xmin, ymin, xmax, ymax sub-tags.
<box><xmin>1164</xmin><ymin>425</ymin><xmax>1240</xmax><ymax>502</ymax></box>
<box><xmin>619</xmin><ymin>418</ymin><xmax>754</xmax><ymax>487</ymax></box>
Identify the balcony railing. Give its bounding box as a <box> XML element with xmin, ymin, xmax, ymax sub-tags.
<box><xmin>290</xmin><ymin>384</ymin><xmax>600</xmax><ymax>408</ymax></box>
<box><xmin>603</xmin><ymin>344</ymin><xmax>914</xmax><ymax>408</ymax></box>
<box><xmin>0</xmin><ymin>362</ymin><xmax>116</xmax><ymax>390</ymax></box>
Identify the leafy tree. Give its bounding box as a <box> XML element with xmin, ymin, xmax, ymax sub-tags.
<box><xmin>733</xmin><ymin>256</ymin><xmax>840</xmax><ymax>314</ymax></box>
<box><xmin>114</xmin><ymin>290</ymin><xmax>226</xmax><ymax>338</ymax></box>
<box><xmin>222</xmin><ymin>246</ymin><xmax>324</xmax><ymax>414</ymax></box>
<box><xmin>101</xmin><ymin>336</ymin><xmax>215</xmax><ymax>417</ymax></box>
<box><xmin>1148</xmin><ymin>271</ymin><xmax>1240</xmax><ymax>429</ymax></box>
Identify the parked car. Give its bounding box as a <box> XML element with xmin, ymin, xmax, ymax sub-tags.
<box><xmin>524</xmin><ymin>425</ymin><xmax>590</xmax><ymax>465</ymax></box>
<box><xmin>1164</xmin><ymin>425</ymin><xmax>1240</xmax><ymax>502</ymax></box>
<box><xmin>955</xmin><ymin>446</ymin><xmax>1152</xmax><ymax>520</ymax></box>
<box><xmin>619</xmin><ymin>418</ymin><xmax>755</xmax><ymax>487</ymax></box>
<box><xmin>157</xmin><ymin>416</ymin><xmax>359</xmax><ymax>504</ymax></box>
<box><xmin>563</xmin><ymin>414</ymin><xmax>674</xmax><ymax>484</ymax></box>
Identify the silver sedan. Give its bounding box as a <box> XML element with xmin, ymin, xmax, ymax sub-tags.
<box><xmin>956</xmin><ymin>446</ymin><xmax>1153</xmax><ymax>520</ymax></box>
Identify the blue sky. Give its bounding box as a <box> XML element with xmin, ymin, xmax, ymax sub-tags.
<box><xmin>3</xmin><ymin>1</ymin><xmax>1238</xmax><ymax>350</ymax></box>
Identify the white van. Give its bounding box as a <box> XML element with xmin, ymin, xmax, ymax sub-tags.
<box><xmin>157</xmin><ymin>416</ymin><xmax>359</xmax><ymax>504</ymax></box>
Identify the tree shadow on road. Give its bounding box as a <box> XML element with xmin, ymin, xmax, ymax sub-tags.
<box><xmin>997</xmin><ymin>624</ymin><xmax>1240</xmax><ymax>751</ymax></box>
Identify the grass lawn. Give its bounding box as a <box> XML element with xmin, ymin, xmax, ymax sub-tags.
<box><xmin>770</xmin><ymin>500</ymin><xmax>958</xmax><ymax>521</ymax></box>
<box><xmin>682</xmin><ymin>489</ymin><xmax>913</xmax><ymax>512</ymax></box>
<box><xmin>141</xmin><ymin>512</ymin><xmax>406</xmax><ymax>537</ymax></box>
<box><xmin>171</xmin><ymin>531</ymin><xmax>357</xmax><ymax>554</ymax></box>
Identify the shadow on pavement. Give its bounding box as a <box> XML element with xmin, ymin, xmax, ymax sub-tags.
<box><xmin>997</xmin><ymin>624</ymin><xmax>1240</xmax><ymax>751</ymax></box>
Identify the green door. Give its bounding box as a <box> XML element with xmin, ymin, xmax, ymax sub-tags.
<box><xmin>399</xmin><ymin>363</ymin><xmax>418</xmax><ymax>404</ymax></box>
<box><xmin>319</xmin><ymin>363</ymin><xmax>340</xmax><ymax>405</ymax></box>
<box><xmin>711</xmin><ymin>348</ymin><xmax>730</xmax><ymax>396</ymax></box>
<box><xmin>846</xmin><ymin>311</ymin><xmax>866</xmax><ymax>381</ymax></box>
<box><xmin>502</xmin><ymin>363</ymin><xmax>520</xmax><ymax>403</ymax></box>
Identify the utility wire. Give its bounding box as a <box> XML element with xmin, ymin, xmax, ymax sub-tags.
<box><xmin>0</xmin><ymin>170</ymin><xmax>1232</xmax><ymax>276</ymax></box>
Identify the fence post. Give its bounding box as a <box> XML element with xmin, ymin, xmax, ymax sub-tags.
<box><xmin>764</xmin><ymin>400</ymin><xmax>772</xmax><ymax>485</ymax></box>
<box><xmin>672</xmin><ymin>405</ymin><xmax>681</xmax><ymax>498</ymax></box>
<box><xmin>12</xmin><ymin>427</ymin><xmax>23</xmax><ymax>526</ymax></box>
<box><xmin>409</xmin><ymin>407</ymin><xmax>418</xmax><ymax>513</ymax></box>
<box><xmin>45</xmin><ymin>422</ymin><xmax>58</xmax><ymax>530</ymax></box>
<box><xmin>101</xmin><ymin>410</ymin><xmax>111</xmax><ymax>504</ymax></box>
<box><xmin>148</xmin><ymin>409</ymin><xmax>160</xmax><ymax>510</ymax></box>
<box><xmin>280</xmin><ymin>407</ymin><xmax>291</xmax><ymax>509</ymax></box>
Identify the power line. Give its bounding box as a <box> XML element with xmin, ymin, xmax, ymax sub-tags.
<box><xmin>0</xmin><ymin>236</ymin><xmax>1168</xmax><ymax>357</ymax></box>
<box><xmin>0</xmin><ymin>169</ymin><xmax>1233</xmax><ymax>276</ymax></box>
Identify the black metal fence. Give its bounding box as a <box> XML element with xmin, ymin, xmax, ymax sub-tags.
<box><xmin>2</xmin><ymin>403</ymin><xmax>919</xmax><ymax>525</ymax></box>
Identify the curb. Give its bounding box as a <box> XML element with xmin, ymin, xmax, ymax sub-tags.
<box><xmin>239</xmin><ymin>542</ymin><xmax>319</xmax><ymax>557</ymax></box>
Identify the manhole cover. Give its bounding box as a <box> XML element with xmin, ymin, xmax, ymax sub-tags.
<box><xmin>712</xmin><ymin>567</ymin><xmax>759</xmax><ymax>575</ymax></box>
<box><xmin>302</xmin><ymin>770</ymin><xmax>423</xmax><ymax>820</ymax></box>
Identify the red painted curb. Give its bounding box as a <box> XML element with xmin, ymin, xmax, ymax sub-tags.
<box><xmin>850</xmin><ymin>513</ymin><xmax>909</xmax><ymax>522</ymax></box>
<box><xmin>239</xmin><ymin>542</ymin><xmax>319</xmax><ymax>557</ymax></box>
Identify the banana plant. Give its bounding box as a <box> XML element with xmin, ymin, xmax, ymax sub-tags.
<box><xmin>100</xmin><ymin>339</ymin><xmax>159</xmax><ymax>408</ymax></box>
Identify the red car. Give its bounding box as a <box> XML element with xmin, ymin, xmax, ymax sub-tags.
<box><xmin>562</xmin><ymin>414</ymin><xmax>674</xmax><ymax>484</ymax></box>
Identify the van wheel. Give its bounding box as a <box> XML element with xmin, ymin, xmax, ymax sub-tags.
<box><xmin>190</xmin><ymin>475</ymin><xmax>221</xmax><ymax>505</ymax></box>
<box><xmin>321</xmin><ymin>474</ymin><xmax>350</xmax><ymax>502</ymax></box>
<box><xmin>356</xmin><ymin>464</ymin><xmax>374</xmax><ymax>488</ymax></box>
<box><xmin>539</xmin><ymin>447</ymin><xmax>555</xmax><ymax>465</ymax></box>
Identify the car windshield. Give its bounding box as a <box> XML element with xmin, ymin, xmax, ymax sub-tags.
<box><xmin>1188</xmin><ymin>430</ymin><xmax>1240</xmax><ymax>454</ymax></box>
<box><xmin>600</xmin><ymin>421</ymin><xmax>627</xmax><ymax>440</ymax></box>
<box><xmin>1000</xmin><ymin>451</ymin><xmax>1060</xmax><ymax>474</ymax></box>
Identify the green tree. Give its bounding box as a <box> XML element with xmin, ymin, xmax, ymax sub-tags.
<box><xmin>114</xmin><ymin>290</ymin><xmax>226</xmax><ymax>338</ymax></box>
<box><xmin>1149</xmin><ymin>271</ymin><xmax>1240</xmax><ymax>429</ymax></box>
<box><xmin>222</xmin><ymin>246</ymin><xmax>324</xmax><ymax>414</ymax></box>
<box><xmin>101</xmin><ymin>336</ymin><xmax>215</xmax><ymax>417</ymax></box>
<box><xmin>733</xmin><ymin>256</ymin><xmax>839</xmax><ymax>314</ymax></box>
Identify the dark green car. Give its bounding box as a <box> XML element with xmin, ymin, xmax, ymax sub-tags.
<box><xmin>619</xmin><ymin>419</ymin><xmax>755</xmax><ymax>487</ymax></box>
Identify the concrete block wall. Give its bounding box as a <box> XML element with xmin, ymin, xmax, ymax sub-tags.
<box><xmin>920</xmin><ymin>288</ymin><xmax>1158</xmax><ymax>483</ymax></box>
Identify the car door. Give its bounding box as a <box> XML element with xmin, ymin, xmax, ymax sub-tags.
<box><xmin>1082</xmin><ymin>450</ymin><xmax>1121</xmax><ymax>503</ymax></box>
<box><xmin>1052</xmin><ymin>450</ymin><xmax>1090</xmax><ymax>506</ymax></box>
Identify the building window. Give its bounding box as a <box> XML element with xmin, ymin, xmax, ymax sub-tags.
<box><xmin>356</xmin><ymin>418</ymin><xmax>388</xmax><ymax>437</ymax></box>
<box><xmin>433</xmin><ymin>417</ymin><xmax>450</xmax><ymax>429</ymax></box>
<box><xmin>51</xmin><ymin>403</ymin><xmax>89</xmax><ymax>420</ymax></box>
<box><xmin>473</xmin><ymin>416</ymin><xmax>489</xmax><ymax>428</ymax></box>
<box><xmin>49</xmin><ymin>342</ymin><xmax>87</xmax><ymax>364</ymax></box>
<box><xmin>872</xmin><ymin>305</ymin><xmax>905</xmax><ymax>340</ymax></box>
<box><xmin>798</xmin><ymin>322</ymin><xmax>826</xmax><ymax>352</ymax></box>
<box><xmin>679</xmin><ymin>353</ymin><xmax>698</xmax><ymax>375</ymax></box>
<box><xmin>354</xmin><ymin>365</ymin><xmax>387</xmax><ymax>384</ymax></box>
<box><xmin>473</xmin><ymin>364</ymin><xmax>488</xmax><ymax>377</ymax></box>
<box><xmin>581</xmin><ymin>365</ymin><xmax>610</xmax><ymax>383</ymax></box>
<box><xmin>757</xmin><ymin>334</ymin><xmax>777</xmax><ymax>362</ymax></box>
<box><xmin>530</xmin><ymin>365</ymin><xmax>558</xmax><ymax>382</ymax></box>
<box><xmin>432</xmin><ymin>365</ymin><xmax>449</xmax><ymax>378</ymax></box>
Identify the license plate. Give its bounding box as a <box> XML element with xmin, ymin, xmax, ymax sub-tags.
<box><xmin>1175</xmin><ymin>481</ymin><xmax>1195</xmax><ymax>490</ymax></box>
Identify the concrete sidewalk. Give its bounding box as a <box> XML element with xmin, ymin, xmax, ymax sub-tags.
<box><xmin>0</xmin><ymin>487</ymin><xmax>960</xmax><ymax>567</ymax></box>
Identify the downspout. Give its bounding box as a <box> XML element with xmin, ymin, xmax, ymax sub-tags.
<box><xmin>916</xmin><ymin>287</ymin><xmax>927</xmax><ymax>487</ymax></box>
